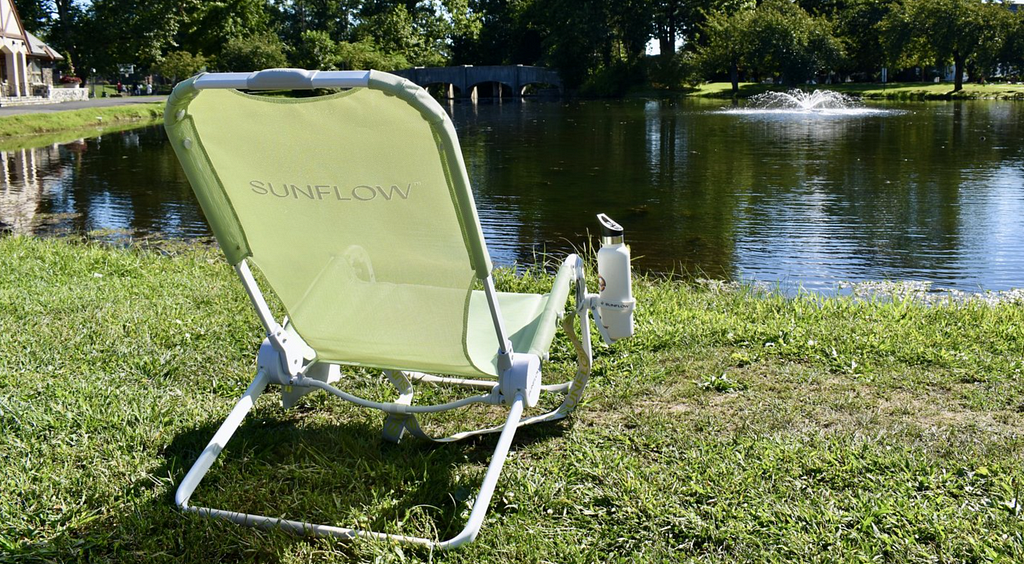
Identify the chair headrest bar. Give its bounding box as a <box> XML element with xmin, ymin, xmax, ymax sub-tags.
<box><xmin>192</xmin><ymin>69</ymin><xmax>371</xmax><ymax>91</ymax></box>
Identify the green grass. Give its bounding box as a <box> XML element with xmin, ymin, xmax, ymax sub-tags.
<box><xmin>0</xmin><ymin>103</ymin><xmax>165</xmax><ymax>140</ymax></box>
<box><xmin>0</xmin><ymin>119</ymin><xmax>164</xmax><ymax>152</ymax></box>
<box><xmin>691</xmin><ymin>81</ymin><xmax>1024</xmax><ymax>100</ymax></box>
<box><xmin>1</xmin><ymin>236</ymin><xmax>1022</xmax><ymax>562</ymax></box>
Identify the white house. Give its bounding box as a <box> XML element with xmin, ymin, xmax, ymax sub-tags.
<box><xmin>1</xmin><ymin>0</ymin><xmax>80</xmax><ymax>104</ymax></box>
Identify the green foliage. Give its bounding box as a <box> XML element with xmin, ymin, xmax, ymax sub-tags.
<box><xmin>353</xmin><ymin>1</ymin><xmax>445</xmax><ymax>67</ymax></box>
<box><xmin>11</xmin><ymin>0</ymin><xmax>1024</xmax><ymax>96</ymax></box>
<box><xmin>335</xmin><ymin>38</ymin><xmax>410</xmax><ymax>71</ymax></box>
<box><xmin>451</xmin><ymin>0</ymin><xmax>543</xmax><ymax>65</ymax></box>
<box><xmin>155</xmin><ymin>51</ymin><xmax>208</xmax><ymax>83</ymax></box>
<box><xmin>648</xmin><ymin>50</ymin><xmax>702</xmax><ymax>89</ymax></box>
<box><xmin>833</xmin><ymin>0</ymin><xmax>893</xmax><ymax>76</ymax></box>
<box><xmin>270</xmin><ymin>0</ymin><xmax>359</xmax><ymax>46</ymax></box>
<box><xmin>881</xmin><ymin>0</ymin><xmax>1011</xmax><ymax>90</ymax></box>
<box><xmin>745</xmin><ymin>0</ymin><xmax>843</xmax><ymax>85</ymax></box>
<box><xmin>699</xmin><ymin>0</ymin><xmax>842</xmax><ymax>89</ymax></box>
<box><xmin>217</xmin><ymin>33</ymin><xmax>289</xmax><ymax>72</ymax></box>
<box><xmin>444</xmin><ymin>0</ymin><xmax>484</xmax><ymax>59</ymax></box>
<box><xmin>578</xmin><ymin>62</ymin><xmax>639</xmax><ymax>97</ymax></box>
<box><xmin>86</xmin><ymin>0</ymin><xmax>183</xmax><ymax>74</ymax></box>
<box><xmin>697</xmin><ymin>6</ymin><xmax>754</xmax><ymax>92</ymax></box>
<box><xmin>538</xmin><ymin>0</ymin><xmax>612</xmax><ymax>89</ymax></box>
<box><xmin>1002</xmin><ymin>11</ymin><xmax>1024</xmax><ymax>80</ymax></box>
<box><xmin>292</xmin><ymin>29</ymin><xmax>339</xmax><ymax>70</ymax></box>
<box><xmin>968</xmin><ymin>4</ymin><xmax>1016</xmax><ymax>82</ymax></box>
<box><xmin>12</xmin><ymin>0</ymin><xmax>50</xmax><ymax>33</ymax></box>
<box><xmin>177</xmin><ymin>0</ymin><xmax>274</xmax><ymax>59</ymax></box>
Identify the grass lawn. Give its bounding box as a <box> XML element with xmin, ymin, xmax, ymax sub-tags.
<box><xmin>1</xmin><ymin>237</ymin><xmax>1022</xmax><ymax>562</ymax></box>
<box><xmin>691</xmin><ymin>81</ymin><xmax>1024</xmax><ymax>100</ymax></box>
<box><xmin>0</xmin><ymin>103</ymin><xmax>164</xmax><ymax>142</ymax></box>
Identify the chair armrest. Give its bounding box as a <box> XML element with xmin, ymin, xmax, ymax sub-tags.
<box><xmin>524</xmin><ymin>254</ymin><xmax>582</xmax><ymax>357</ymax></box>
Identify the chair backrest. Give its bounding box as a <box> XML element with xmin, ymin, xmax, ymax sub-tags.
<box><xmin>165</xmin><ymin>71</ymin><xmax>499</xmax><ymax>376</ymax></box>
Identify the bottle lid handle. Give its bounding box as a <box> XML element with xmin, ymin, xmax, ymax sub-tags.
<box><xmin>597</xmin><ymin>213</ymin><xmax>623</xmax><ymax>238</ymax></box>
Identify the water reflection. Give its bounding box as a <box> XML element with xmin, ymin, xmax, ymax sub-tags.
<box><xmin>3</xmin><ymin>99</ymin><xmax>1023</xmax><ymax>293</ymax></box>
<box><xmin>452</xmin><ymin>98</ymin><xmax>1024</xmax><ymax>291</ymax></box>
<box><xmin>0</xmin><ymin>127</ymin><xmax>205</xmax><ymax>239</ymax></box>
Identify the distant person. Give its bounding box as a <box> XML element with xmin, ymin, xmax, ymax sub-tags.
<box><xmin>145</xmin><ymin>83</ymin><xmax>152</xmax><ymax>95</ymax></box>
<box><xmin>116</xmin><ymin>81</ymin><xmax>122</xmax><ymax>94</ymax></box>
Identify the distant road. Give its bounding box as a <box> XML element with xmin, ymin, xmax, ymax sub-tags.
<box><xmin>0</xmin><ymin>95</ymin><xmax>166</xmax><ymax>117</ymax></box>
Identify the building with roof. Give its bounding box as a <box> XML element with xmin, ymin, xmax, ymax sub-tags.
<box><xmin>1</xmin><ymin>0</ymin><xmax>84</xmax><ymax>105</ymax></box>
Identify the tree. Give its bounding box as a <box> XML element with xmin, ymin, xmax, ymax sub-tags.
<box><xmin>744</xmin><ymin>0</ymin><xmax>842</xmax><ymax>85</ymax></box>
<box><xmin>698</xmin><ymin>5</ymin><xmax>754</xmax><ymax>95</ymax></box>
<box><xmin>443</xmin><ymin>0</ymin><xmax>484</xmax><ymax>63</ymax></box>
<box><xmin>218</xmin><ymin>33</ymin><xmax>289</xmax><ymax>71</ymax></box>
<box><xmin>14</xmin><ymin>0</ymin><xmax>91</xmax><ymax>77</ymax></box>
<box><xmin>353</xmin><ymin>0</ymin><xmax>456</xmax><ymax>67</ymax></box>
<box><xmin>610</xmin><ymin>0</ymin><xmax>653</xmax><ymax>65</ymax></box>
<box><xmin>833</xmin><ymin>0</ymin><xmax>893</xmax><ymax>78</ymax></box>
<box><xmin>536</xmin><ymin>0</ymin><xmax>613</xmax><ymax>89</ymax></box>
<box><xmin>175</xmin><ymin>0</ymin><xmax>274</xmax><ymax>60</ymax></box>
<box><xmin>269</xmin><ymin>0</ymin><xmax>358</xmax><ymax>46</ymax></box>
<box><xmin>878</xmin><ymin>0</ymin><xmax>922</xmax><ymax>75</ymax></box>
<box><xmin>85</xmin><ymin>0</ymin><xmax>188</xmax><ymax>75</ymax></box>
<box><xmin>335</xmin><ymin>38</ymin><xmax>409</xmax><ymax>70</ymax></box>
<box><xmin>1001</xmin><ymin>10</ymin><xmax>1024</xmax><ymax>80</ymax></box>
<box><xmin>293</xmin><ymin>29</ymin><xmax>338</xmax><ymax>70</ymax></box>
<box><xmin>965</xmin><ymin>3</ymin><xmax>1015</xmax><ymax>83</ymax></box>
<box><xmin>451</xmin><ymin>0</ymin><xmax>544</xmax><ymax>65</ymax></box>
<box><xmin>886</xmin><ymin>0</ymin><xmax>989</xmax><ymax>91</ymax></box>
<box><xmin>13</xmin><ymin>0</ymin><xmax>51</xmax><ymax>33</ymax></box>
<box><xmin>654</xmin><ymin>0</ymin><xmax>683</xmax><ymax>60</ymax></box>
<box><xmin>155</xmin><ymin>50</ymin><xmax>208</xmax><ymax>83</ymax></box>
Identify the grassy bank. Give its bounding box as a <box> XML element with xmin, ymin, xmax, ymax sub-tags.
<box><xmin>691</xmin><ymin>81</ymin><xmax>1024</xmax><ymax>100</ymax></box>
<box><xmin>0</xmin><ymin>103</ymin><xmax>164</xmax><ymax>140</ymax></box>
<box><xmin>1</xmin><ymin>237</ymin><xmax>1022</xmax><ymax>563</ymax></box>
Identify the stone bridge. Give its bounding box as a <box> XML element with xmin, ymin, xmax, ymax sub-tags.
<box><xmin>391</xmin><ymin>65</ymin><xmax>563</xmax><ymax>99</ymax></box>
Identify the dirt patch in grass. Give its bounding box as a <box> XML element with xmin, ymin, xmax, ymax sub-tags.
<box><xmin>660</xmin><ymin>367</ymin><xmax>1024</xmax><ymax>443</ymax></box>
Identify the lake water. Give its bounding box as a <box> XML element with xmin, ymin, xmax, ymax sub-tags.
<box><xmin>3</xmin><ymin>97</ymin><xmax>1023</xmax><ymax>293</ymax></box>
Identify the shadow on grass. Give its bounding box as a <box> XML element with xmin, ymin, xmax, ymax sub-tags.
<box><xmin>1</xmin><ymin>393</ymin><xmax>568</xmax><ymax>563</ymax></box>
<box><xmin>181</xmin><ymin>396</ymin><xmax>573</xmax><ymax>561</ymax></box>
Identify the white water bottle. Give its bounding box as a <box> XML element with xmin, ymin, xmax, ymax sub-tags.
<box><xmin>596</xmin><ymin>213</ymin><xmax>635</xmax><ymax>342</ymax></box>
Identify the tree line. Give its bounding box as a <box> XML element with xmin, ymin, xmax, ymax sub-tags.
<box><xmin>14</xmin><ymin>0</ymin><xmax>1024</xmax><ymax>94</ymax></box>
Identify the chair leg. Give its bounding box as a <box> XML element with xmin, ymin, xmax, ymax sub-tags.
<box><xmin>175</xmin><ymin>368</ymin><xmax>526</xmax><ymax>550</ymax></box>
<box><xmin>175</xmin><ymin>369</ymin><xmax>270</xmax><ymax>511</ymax></box>
<box><xmin>382</xmin><ymin>370</ymin><xmax>415</xmax><ymax>443</ymax></box>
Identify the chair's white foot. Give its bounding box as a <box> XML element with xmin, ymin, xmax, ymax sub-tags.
<box><xmin>175</xmin><ymin>365</ymin><xmax>526</xmax><ymax>551</ymax></box>
<box><xmin>382</xmin><ymin>370</ymin><xmax>415</xmax><ymax>442</ymax></box>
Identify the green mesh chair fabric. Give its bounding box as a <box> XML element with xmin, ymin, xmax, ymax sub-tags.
<box><xmin>166</xmin><ymin>78</ymin><xmax>571</xmax><ymax>378</ymax></box>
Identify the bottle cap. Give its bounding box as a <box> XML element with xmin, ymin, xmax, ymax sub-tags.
<box><xmin>597</xmin><ymin>213</ymin><xmax>624</xmax><ymax>244</ymax></box>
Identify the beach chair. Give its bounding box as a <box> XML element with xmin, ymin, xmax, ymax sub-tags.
<box><xmin>163</xmin><ymin>68</ymin><xmax>634</xmax><ymax>550</ymax></box>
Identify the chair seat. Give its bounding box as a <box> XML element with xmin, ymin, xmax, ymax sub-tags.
<box><xmin>467</xmin><ymin>291</ymin><xmax>553</xmax><ymax>376</ymax></box>
<box><xmin>467</xmin><ymin>259</ymin><xmax>575</xmax><ymax>376</ymax></box>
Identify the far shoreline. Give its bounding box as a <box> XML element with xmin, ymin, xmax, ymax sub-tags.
<box><xmin>1</xmin><ymin>80</ymin><xmax>1022</xmax><ymax>145</ymax></box>
<box><xmin>643</xmin><ymin>81</ymin><xmax>1024</xmax><ymax>101</ymax></box>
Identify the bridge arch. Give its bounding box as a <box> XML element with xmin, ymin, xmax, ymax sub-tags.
<box><xmin>520</xmin><ymin>80</ymin><xmax>561</xmax><ymax>97</ymax></box>
<box><xmin>469</xmin><ymin>81</ymin><xmax>515</xmax><ymax>99</ymax></box>
<box><xmin>421</xmin><ymin>82</ymin><xmax>463</xmax><ymax>99</ymax></box>
<box><xmin>391</xmin><ymin>65</ymin><xmax>563</xmax><ymax>101</ymax></box>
